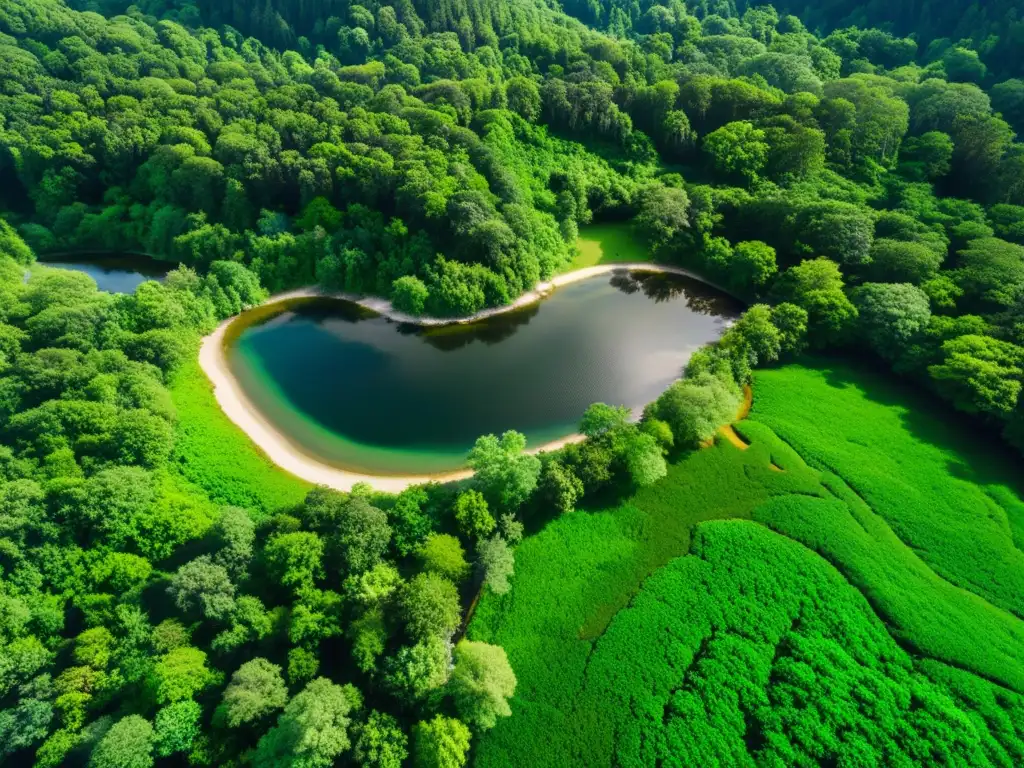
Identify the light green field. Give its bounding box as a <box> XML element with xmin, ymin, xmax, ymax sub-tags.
<box><xmin>469</xmin><ymin>359</ymin><xmax>1024</xmax><ymax>766</ymax></box>
<box><xmin>568</xmin><ymin>222</ymin><xmax>652</xmax><ymax>272</ymax></box>
<box><xmin>168</xmin><ymin>354</ymin><xmax>311</xmax><ymax>516</ymax></box>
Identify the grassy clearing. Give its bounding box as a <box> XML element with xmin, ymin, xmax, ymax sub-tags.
<box><xmin>469</xmin><ymin>359</ymin><xmax>1024</xmax><ymax>766</ymax></box>
<box><xmin>168</xmin><ymin>354</ymin><xmax>311</xmax><ymax>515</ymax></box>
<box><xmin>568</xmin><ymin>222</ymin><xmax>652</xmax><ymax>272</ymax></box>
<box><xmin>751</xmin><ymin>361</ymin><xmax>1024</xmax><ymax>618</ymax></box>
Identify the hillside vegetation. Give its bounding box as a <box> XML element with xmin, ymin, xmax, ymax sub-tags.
<box><xmin>2</xmin><ymin>0</ymin><xmax>1024</xmax><ymax>764</ymax></box>
<box><xmin>469</xmin><ymin>361</ymin><xmax>1024</xmax><ymax>765</ymax></box>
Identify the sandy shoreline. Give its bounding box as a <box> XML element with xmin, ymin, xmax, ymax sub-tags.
<box><xmin>197</xmin><ymin>263</ymin><xmax>718</xmax><ymax>492</ymax></box>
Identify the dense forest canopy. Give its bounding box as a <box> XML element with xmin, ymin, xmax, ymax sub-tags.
<box><xmin>2</xmin><ymin>0</ymin><xmax>1024</xmax><ymax>765</ymax></box>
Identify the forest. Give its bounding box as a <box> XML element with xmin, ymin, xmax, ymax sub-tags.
<box><xmin>1</xmin><ymin>0</ymin><xmax>1024</xmax><ymax>764</ymax></box>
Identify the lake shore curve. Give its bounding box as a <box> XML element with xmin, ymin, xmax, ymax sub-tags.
<box><xmin>198</xmin><ymin>263</ymin><xmax>725</xmax><ymax>491</ymax></box>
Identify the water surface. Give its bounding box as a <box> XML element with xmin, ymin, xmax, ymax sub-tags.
<box><xmin>41</xmin><ymin>253</ymin><xmax>169</xmax><ymax>293</ymax></box>
<box><xmin>226</xmin><ymin>271</ymin><xmax>740</xmax><ymax>475</ymax></box>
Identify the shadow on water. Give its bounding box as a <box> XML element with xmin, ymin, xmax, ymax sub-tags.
<box><xmin>412</xmin><ymin>303</ymin><xmax>541</xmax><ymax>351</ymax></box>
<box><xmin>615</xmin><ymin>270</ymin><xmax>743</xmax><ymax>315</ymax></box>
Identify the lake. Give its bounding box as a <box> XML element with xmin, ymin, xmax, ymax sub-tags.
<box><xmin>225</xmin><ymin>271</ymin><xmax>741</xmax><ymax>475</ymax></box>
<box><xmin>40</xmin><ymin>253</ymin><xmax>169</xmax><ymax>293</ymax></box>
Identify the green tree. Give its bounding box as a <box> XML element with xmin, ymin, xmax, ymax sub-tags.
<box><xmin>419</xmin><ymin>534</ymin><xmax>470</xmax><ymax>583</ymax></box>
<box><xmin>221</xmin><ymin>658</ymin><xmax>288</xmax><ymax>728</ymax></box>
<box><xmin>702</xmin><ymin>121</ymin><xmax>769</xmax><ymax>183</ymax></box>
<box><xmin>449</xmin><ymin>641</ymin><xmax>517</xmax><ymax>731</ymax></box>
<box><xmin>537</xmin><ymin>458</ymin><xmax>584</xmax><ymax>514</ymax></box>
<box><xmin>154</xmin><ymin>701</ymin><xmax>201</xmax><ymax>758</ymax></box>
<box><xmin>89</xmin><ymin>715</ymin><xmax>155</xmax><ymax>768</ymax></box>
<box><xmin>254</xmin><ymin>678</ymin><xmax>362</xmax><ymax>768</ymax></box>
<box><xmin>400</xmin><ymin>573</ymin><xmax>462</xmax><ymax>641</ymax></box>
<box><xmin>467</xmin><ymin>431</ymin><xmax>541</xmax><ymax>511</ymax></box>
<box><xmin>852</xmin><ymin>283</ymin><xmax>932</xmax><ymax>360</ymax></box>
<box><xmin>454</xmin><ymin>489</ymin><xmax>496</xmax><ymax>539</ymax></box>
<box><xmin>412</xmin><ymin>716</ymin><xmax>471</xmax><ymax>768</ymax></box>
<box><xmin>771</xmin><ymin>258</ymin><xmax>858</xmax><ymax>346</ymax></box>
<box><xmin>651</xmin><ymin>374</ymin><xmax>741</xmax><ymax>448</ymax></box>
<box><xmin>729</xmin><ymin>241</ymin><xmax>778</xmax><ymax>291</ymax></box>
<box><xmin>477</xmin><ymin>535</ymin><xmax>515</xmax><ymax>595</ymax></box>
<box><xmin>264</xmin><ymin>532</ymin><xmax>325</xmax><ymax>592</ymax></box>
<box><xmin>146</xmin><ymin>647</ymin><xmax>216</xmax><ymax>705</ymax></box>
<box><xmin>392</xmin><ymin>276</ymin><xmax>430</xmax><ymax>316</ymax></box>
<box><xmin>167</xmin><ymin>557</ymin><xmax>235</xmax><ymax>622</ymax></box>
<box><xmin>355</xmin><ymin>711</ymin><xmax>408</xmax><ymax>768</ymax></box>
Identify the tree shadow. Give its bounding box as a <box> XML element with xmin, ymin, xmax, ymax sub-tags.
<box><xmin>811</xmin><ymin>353</ymin><xmax>1024</xmax><ymax>500</ymax></box>
<box><xmin>406</xmin><ymin>302</ymin><xmax>541</xmax><ymax>351</ymax></box>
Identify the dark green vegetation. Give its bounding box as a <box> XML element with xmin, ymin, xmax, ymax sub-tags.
<box><xmin>3</xmin><ymin>0</ymin><xmax>1024</xmax><ymax>764</ymax></box>
<box><xmin>470</xmin><ymin>361</ymin><xmax>1024</xmax><ymax>766</ymax></box>
<box><xmin>226</xmin><ymin>272</ymin><xmax>738</xmax><ymax>474</ymax></box>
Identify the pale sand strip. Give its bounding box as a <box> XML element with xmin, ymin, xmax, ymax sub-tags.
<box><xmin>197</xmin><ymin>263</ymin><xmax>723</xmax><ymax>492</ymax></box>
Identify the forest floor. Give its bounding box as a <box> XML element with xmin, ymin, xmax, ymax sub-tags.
<box><xmin>467</xmin><ymin>359</ymin><xmax>1024</xmax><ymax>766</ymax></box>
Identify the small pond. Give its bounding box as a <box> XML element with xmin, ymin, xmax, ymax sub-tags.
<box><xmin>225</xmin><ymin>271</ymin><xmax>741</xmax><ymax>475</ymax></box>
<box><xmin>40</xmin><ymin>253</ymin><xmax>170</xmax><ymax>293</ymax></box>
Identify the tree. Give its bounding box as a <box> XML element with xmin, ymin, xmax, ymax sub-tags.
<box><xmin>771</xmin><ymin>258</ymin><xmax>858</xmax><ymax>346</ymax></box>
<box><xmin>634</xmin><ymin>184</ymin><xmax>690</xmax><ymax>250</ymax></box>
<box><xmin>264</xmin><ymin>532</ymin><xmax>325</xmax><ymax>592</ymax></box>
<box><xmin>467</xmin><ymin>431</ymin><xmax>541</xmax><ymax>511</ymax></box>
<box><xmin>212</xmin><ymin>506</ymin><xmax>256</xmax><ymax>580</ymax></box>
<box><xmin>449</xmin><ymin>641</ymin><xmax>517</xmax><ymax>731</ymax></box>
<box><xmin>392</xmin><ymin>276</ymin><xmax>429</xmax><ymax>316</ymax></box>
<box><xmin>89</xmin><ymin>715</ymin><xmax>155</xmax><ymax>768</ymax></box>
<box><xmin>625</xmin><ymin>432</ymin><xmax>668</xmax><ymax>486</ymax></box>
<box><xmin>954</xmin><ymin>238</ymin><xmax>1024</xmax><ymax>311</ymax></box>
<box><xmin>537</xmin><ymin>458</ymin><xmax>584</xmax><ymax>514</ymax></box>
<box><xmin>454</xmin><ymin>490</ymin><xmax>495</xmax><ymax>539</ymax></box>
<box><xmin>770</xmin><ymin>303</ymin><xmax>809</xmax><ymax>355</ymax></box>
<box><xmin>579</xmin><ymin>403</ymin><xmax>631</xmax><ymax>438</ymax></box>
<box><xmin>852</xmin><ymin>283</ymin><xmax>932</xmax><ymax>360</ymax></box>
<box><xmin>167</xmin><ymin>557</ymin><xmax>235</xmax><ymax>622</ymax></box>
<box><xmin>899</xmin><ymin>132</ymin><xmax>954</xmax><ymax>180</ymax></box>
<box><xmin>505</xmin><ymin>77</ymin><xmax>541</xmax><ymax>122</ymax></box>
<box><xmin>702</xmin><ymin>121</ymin><xmax>768</xmax><ymax>183</ymax></box>
<box><xmin>400</xmin><ymin>573</ymin><xmax>462</xmax><ymax>641</ymax></box>
<box><xmin>333</xmin><ymin>497</ymin><xmax>392</xmax><ymax>575</ymax></box>
<box><xmin>154</xmin><ymin>701</ymin><xmax>201</xmax><ymax>758</ymax></box>
<box><xmin>929</xmin><ymin>335</ymin><xmax>1024</xmax><ymax>417</ymax></box>
<box><xmin>651</xmin><ymin>374</ymin><xmax>741</xmax><ymax>448</ymax></box>
<box><xmin>355</xmin><ymin>711</ymin><xmax>408</xmax><ymax>768</ymax></box>
<box><xmin>146</xmin><ymin>647</ymin><xmax>216</xmax><ymax>705</ymax></box>
<box><xmin>477</xmin><ymin>536</ymin><xmax>515</xmax><ymax>595</ymax></box>
<box><xmin>729</xmin><ymin>241</ymin><xmax>778</xmax><ymax>292</ymax></box>
<box><xmin>221</xmin><ymin>659</ymin><xmax>288</xmax><ymax>728</ymax></box>
<box><xmin>254</xmin><ymin>679</ymin><xmax>362</xmax><ymax>768</ymax></box>
<box><xmin>419</xmin><ymin>534</ymin><xmax>470</xmax><ymax>583</ymax></box>
<box><xmin>869</xmin><ymin>239</ymin><xmax>945</xmax><ymax>284</ymax></box>
<box><xmin>412</xmin><ymin>716</ymin><xmax>471</xmax><ymax>768</ymax></box>
<box><xmin>384</xmin><ymin>637</ymin><xmax>452</xmax><ymax>703</ymax></box>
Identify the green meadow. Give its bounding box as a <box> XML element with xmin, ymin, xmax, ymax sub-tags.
<box><xmin>569</xmin><ymin>222</ymin><xmax>653</xmax><ymax>271</ymax></box>
<box><xmin>168</xmin><ymin>355</ymin><xmax>311</xmax><ymax>516</ymax></box>
<box><xmin>469</xmin><ymin>360</ymin><xmax>1024</xmax><ymax>766</ymax></box>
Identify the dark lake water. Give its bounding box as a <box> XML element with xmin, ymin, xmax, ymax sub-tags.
<box><xmin>226</xmin><ymin>271</ymin><xmax>741</xmax><ymax>475</ymax></box>
<box><xmin>41</xmin><ymin>253</ymin><xmax>169</xmax><ymax>293</ymax></box>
